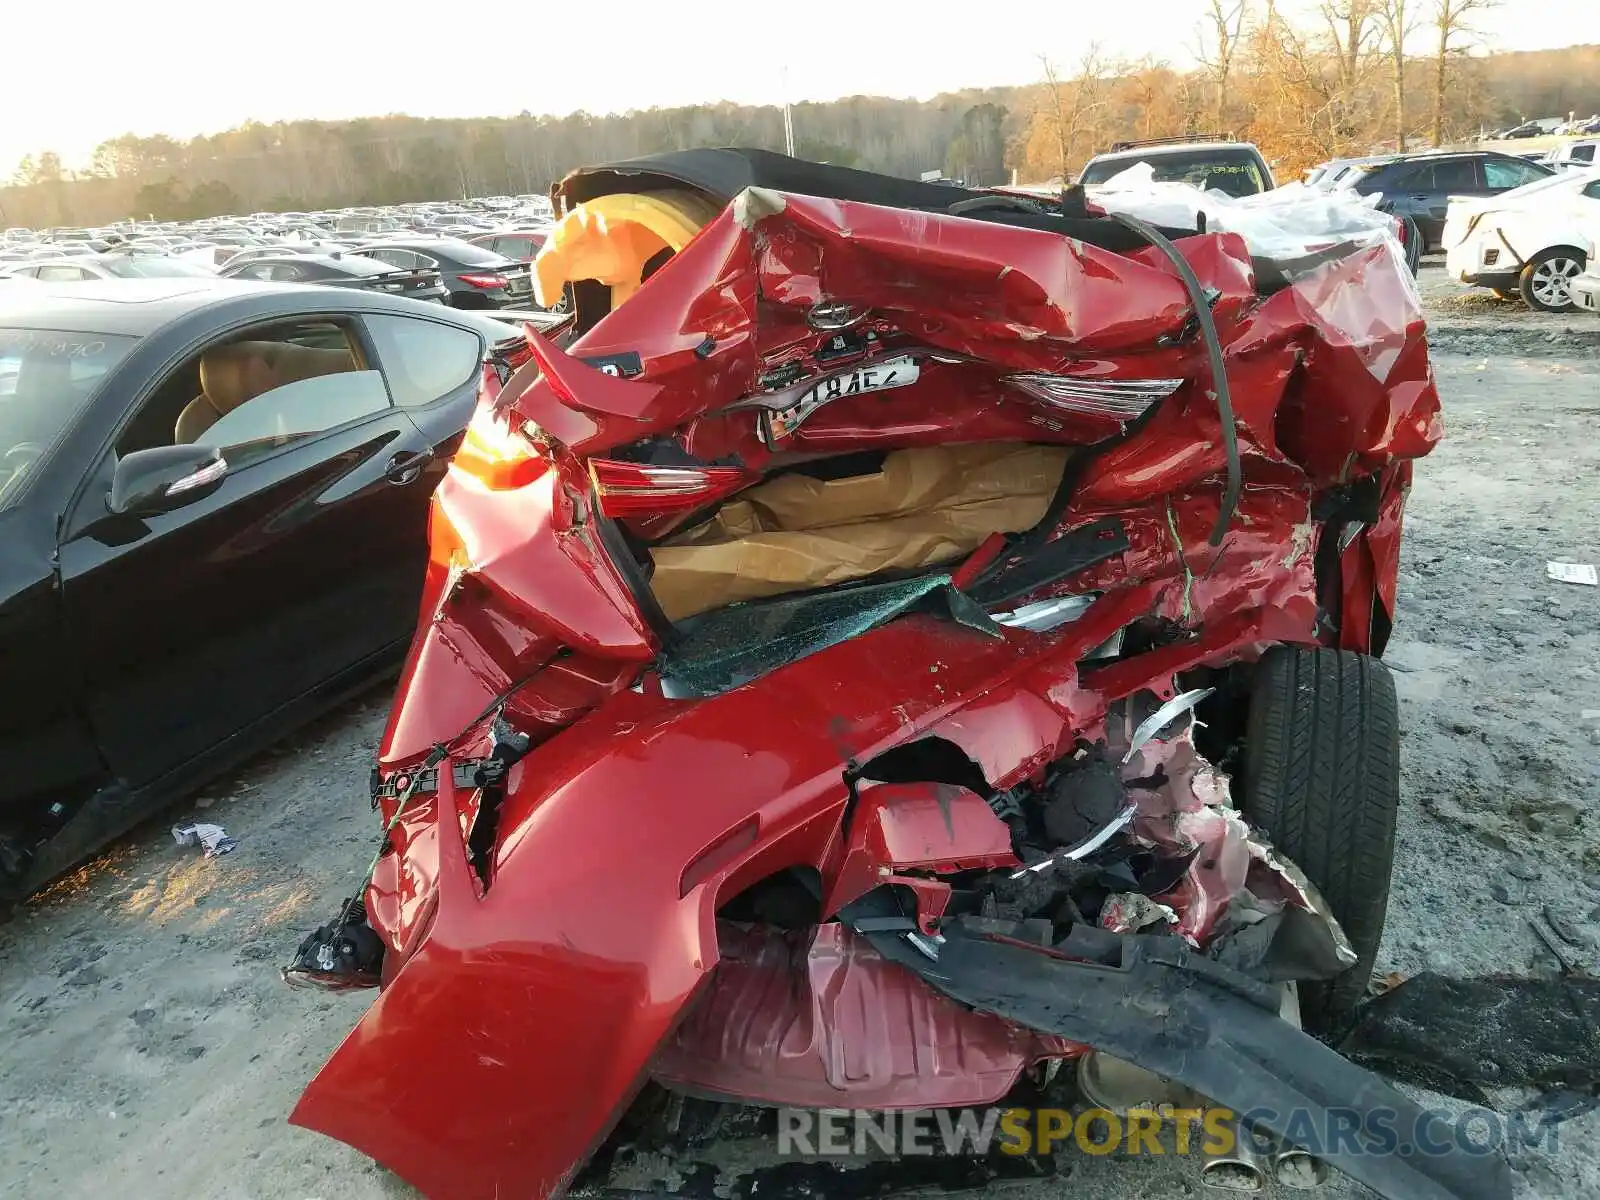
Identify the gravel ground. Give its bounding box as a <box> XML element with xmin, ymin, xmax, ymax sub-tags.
<box><xmin>1</xmin><ymin>260</ymin><xmax>1597</xmax><ymax>1200</ymax></box>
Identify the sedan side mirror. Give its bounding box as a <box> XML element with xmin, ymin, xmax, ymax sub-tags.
<box><xmin>108</xmin><ymin>444</ymin><xmax>228</xmax><ymax>517</ymax></box>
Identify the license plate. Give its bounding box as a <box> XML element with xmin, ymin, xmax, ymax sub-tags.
<box><xmin>762</xmin><ymin>355</ymin><xmax>919</xmax><ymax>443</ymax></box>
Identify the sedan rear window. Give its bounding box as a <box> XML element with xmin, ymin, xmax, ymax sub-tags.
<box><xmin>1080</xmin><ymin>150</ymin><xmax>1266</xmax><ymax>196</ymax></box>
<box><xmin>327</xmin><ymin>255</ymin><xmax>400</xmax><ymax>277</ymax></box>
<box><xmin>0</xmin><ymin>328</ymin><xmax>138</xmax><ymax>508</ymax></box>
<box><xmin>431</xmin><ymin>239</ymin><xmax>514</xmax><ymax>268</ymax></box>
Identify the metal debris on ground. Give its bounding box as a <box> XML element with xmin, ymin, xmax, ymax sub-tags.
<box><xmin>171</xmin><ymin>823</ymin><xmax>238</xmax><ymax>858</ymax></box>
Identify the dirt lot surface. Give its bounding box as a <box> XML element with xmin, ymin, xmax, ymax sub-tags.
<box><xmin>2</xmin><ymin>262</ymin><xmax>1597</xmax><ymax>1200</ymax></box>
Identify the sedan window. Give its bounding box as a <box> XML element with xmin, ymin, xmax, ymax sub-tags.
<box><xmin>1430</xmin><ymin>159</ymin><xmax>1480</xmax><ymax>191</ymax></box>
<box><xmin>157</xmin><ymin>322</ymin><xmax>390</xmax><ymax>467</ymax></box>
<box><xmin>200</xmin><ymin>371</ymin><xmax>391</xmax><ymax>465</ymax></box>
<box><xmin>363</xmin><ymin>248</ymin><xmax>435</xmax><ymax>271</ymax></box>
<box><xmin>1583</xmin><ymin>181</ymin><xmax>1600</xmax><ymax>201</ymax></box>
<box><xmin>1483</xmin><ymin>158</ymin><xmax>1546</xmax><ymax>190</ymax></box>
<box><xmin>364</xmin><ymin>314</ymin><xmax>482</xmax><ymax>408</ymax></box>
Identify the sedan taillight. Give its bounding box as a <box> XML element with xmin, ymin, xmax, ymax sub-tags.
<box><xmin>588</xmin><ymin>459</ymin><xmax>754</xmax><ymax>517</ymax></box>
<box><xmin>459</xmin><ymin>273</ymin><xmax>508</xmax><ymax>289</ymax></box>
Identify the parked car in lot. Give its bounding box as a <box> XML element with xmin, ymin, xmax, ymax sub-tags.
<box><xmin>1444</xmin><ymin>169</ymin><xmax>1600</xmax><ymax>310</ymax></box>
<box><xmin>1</xmin><ymin>253</ymin><xmax>218</xmax><ymax>282</ymax></box>
<box><xmin>1305</xmin><ymin>155</ymin><xmax>1389</xmax><ymax>191</ymax></box>
<box><xmin>355</xmin><ymin>237</ymin><xmax>536</xmax><ymax>308</ymax></box>
<box><xmin>1078</xmin><ymin>135</ymin><xmax>1276</xmax><ymax>196</ymax></box>
<box><xmin>465</xmin><ymin>228</ymin><xmax>550</xmax><ymax>262</ymax></box>
<box><xmin>1344</xmin><ymin>150</ymin><xmax>1554</xmax><ymax>250</ymax></box>
<box><xmin>0</xmin><ymin>280</ymin><xmax>545</xmax><ymax>899</ymax></box>
<box><xmin>1571</xmin><ymin>258</ymin><xmax>1600</xmax><ymax>313</ymax></box>
<box><xmin>218</xmin><ymin>252</ymin><xmax>451</xmax><ymax>304</ymax></box>
<box><xmin>1548</xmin><ymin>140</ymin><xmax>1599</xmax><ymax>171</ymax></box>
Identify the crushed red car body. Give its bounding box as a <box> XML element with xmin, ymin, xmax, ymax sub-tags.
<box><xmin>287</xmin><ymin>151</ymin><xmax>1504</xmax><ymax>1200</ymax></box>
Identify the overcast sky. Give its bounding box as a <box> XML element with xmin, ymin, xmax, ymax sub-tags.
<box><xmin>2</xmin><ymin>0</ymin><xmax>1586</xmax><ymax>174</ymax></box>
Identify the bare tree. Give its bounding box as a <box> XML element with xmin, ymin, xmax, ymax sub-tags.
<box><xmin>1377</xmin><ymin>0</ymin><xmax>1421</xmax><ymax>150</ymax></box>
<box><xmin>1431</xmin><ymin>0</ymin><xmax>1497</xmax><ymax>145</ymax></box>
<box><xmin>1039</xmin><ymin>56</ymin><xmax>1073</xmax><ymax>183</ymax></box>
<box><xmin>1197</xmin><ymin>0</ymin><xmax>1252</xmax><ymax>128</ymax></box>
<box><xmin>1320</xmin><ymin>0</ymin><xmax>1383</xmax><ymax>98</ymax></box>
<box><xmin>1035</xmin><ymin>46</ymin><xmax>1114</xmax><ymax>182</ymax></box>
<box><xmin>1248</xmin><ymin>0</ymin><xmax>1381</xmax><ymax>159</ymax></box>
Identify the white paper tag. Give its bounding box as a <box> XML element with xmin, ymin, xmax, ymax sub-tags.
<box><xmin>1546</xmin><ymin>562</ymin><xmax>1599</xmax><ymax>586</ymax></box>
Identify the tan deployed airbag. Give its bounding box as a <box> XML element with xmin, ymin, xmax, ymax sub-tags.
<box><xmin>649</xmin><ymin>443</ymin><xmax>1071</xmax><ymax>621</ymax></box>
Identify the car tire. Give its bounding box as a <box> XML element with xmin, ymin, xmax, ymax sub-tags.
<box><xmin>1238</xmin><ymin>646</ymin><xmax>1400</xmax><ymax>1031</ymax></box>
<box><xmin>1399</xmin><ymin>217</ymin><xmax>1423</xmax><ymax>274</ymax></box>
<box><xmin>1518</xmin><ymin>247</ymin><xmax>1586</xmax><ymax>312</ymax></box>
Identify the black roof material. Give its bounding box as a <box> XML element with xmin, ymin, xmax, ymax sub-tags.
<box><xmin>552</xmin><ymin>147</ymin><xmax>980</xmax><ymax>211</ymax></box>
<box><xmin>549</xmin><ymin>148</ymin><xmax>1193</xmax><ymax>255</ymax></box>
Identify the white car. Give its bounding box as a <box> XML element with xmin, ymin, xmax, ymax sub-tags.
<box><xmin>1443</xmin><ymin>168</ymin><xmax>1600</xmax><ymax>311</ymax></box>
<box><xmin>1549</xmin><ymin>140</ymin><xmax>1599</xmax><ymax>172</ymax></box>
<box><xmin>1571</xmin><ymin>258</ymin><xmax>1600</xmax><ymax>315</ymax></box>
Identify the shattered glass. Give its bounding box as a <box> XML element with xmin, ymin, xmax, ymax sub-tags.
<box><xmin>657</xmin><ymin>575</ymin><xmax>999</xmax><ymax>697</ymax></box>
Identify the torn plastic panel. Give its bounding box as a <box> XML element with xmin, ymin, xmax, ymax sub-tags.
<box><xmin>844</xmin><ymin>916</ymin><xmax>1510</xmax><ymax>1200</ymax></box>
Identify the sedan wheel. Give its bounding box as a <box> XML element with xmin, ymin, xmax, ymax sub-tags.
<box><xmin>1519</xmin><ymin>249</ymin><xmax>1586</xmax><ymax>312</ymax></box>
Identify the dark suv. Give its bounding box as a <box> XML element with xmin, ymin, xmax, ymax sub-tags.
<box><xmin>1345</xmin><ymin>151</ymin><xmax>1553</xmax><ymax>250</ymax></box>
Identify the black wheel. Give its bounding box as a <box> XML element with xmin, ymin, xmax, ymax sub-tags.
<box><xmin>1399</xmin><ymin>216</ymin><xmax>1423</xmax><ymax>275</ymax></box>
<box><xmin>1518</xmin><ymin>247</ymin><xmax>1586</xmax><ymax>313</ymax></box>
<box><xmin>1239</xmin><ymin>647</ymin><xmax>1400</xmax><ymax>1030</ymax></box>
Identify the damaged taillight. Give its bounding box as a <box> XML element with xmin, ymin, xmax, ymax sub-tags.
<box><xmin>1003</xmin><ymin>374</ymin><xmax>1184</xmax><ymax>421</ymax></box>
<box><xmin>588</xmin><ymin>459</ymin><xmax>753</xmax><ymax>517</ymax></box>
<box><xmin>453</xmin><ymin>406</ymin><xmax>550</xmax><ymax>490</ymax></box>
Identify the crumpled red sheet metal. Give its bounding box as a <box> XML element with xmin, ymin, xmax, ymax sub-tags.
<box><xmin>497</xmin><ymin>190</ymin><xmax>1436</xmax><ymax>482</ymax></box>
<box><xmin>654</xmin><ymin>921</ymin><xmax>1079</xmax><ymax>1109</ymax></box>
<box><xmin>294</xmin><ymin>184</ymin><xmax>1440</xmax><ymax>1200</ymax></box>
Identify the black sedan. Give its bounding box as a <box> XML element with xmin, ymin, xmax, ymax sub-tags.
<box><xmin>355</xmin><ymin>238</ymin><xmax>535</xmax><ymax>309</ymax></box>
<box><xmin>0</xmin><ymin>279</ymin><xmax>527</xmax><ymax>899</ymax></box>
<box><xmin>220</xmin><ymin>252</ymin><xmax>451</xmax><ymax>304</ymax></box>
<box><xmin>1345</xmin><ymin>150</ymin><xmax>1555</xmax><ymax>250</ymax></box>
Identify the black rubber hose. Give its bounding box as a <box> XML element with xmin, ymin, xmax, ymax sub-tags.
<box><xmin>1107</xmin><ymin>211</ymin><xmax>1241</xmax><ymax>547</ymax></box>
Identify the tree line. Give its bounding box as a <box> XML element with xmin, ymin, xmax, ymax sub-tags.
<box><xmin>3</xmin><ymin>7</ymin><xmax>1596</xmax><ymax>230</ymax></box>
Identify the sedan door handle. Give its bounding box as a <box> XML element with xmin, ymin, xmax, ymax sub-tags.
<box><xmin>385</xmin><ymin>449</ymin><xmax>434</xmax><ymax>485</ymax></box>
